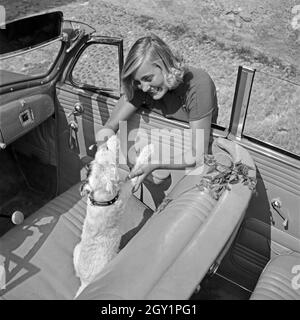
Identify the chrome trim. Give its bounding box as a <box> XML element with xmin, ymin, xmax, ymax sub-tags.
<box><xmin>66</xmin><ymin>30</ymin><xmax>86</xmax><ymax>53</ymax></box>
<box><xmin>67</xmin><ymin>36</ymin><xmax>123</xmax><ymax>96</ymax></box>
<box><xmin>215</xmin><ymin>272</ymin><xmax>253</xmax><ymax>293</ymax></box>
<box><xmin>138</xmin><ymin>108</ymin><xmax>190</xmax><ymax>128</ymax></box>
<box><xmin>0</xmin><ymin>37</ymin><xmax>63</xmax><ymax>60</ymax></box>
<box><xmin>228</xmin><ymin>136</ymin><xmax>300</xmax><ymax>169</ymax></box>
<box><xmin>229</xmin><ymin>66</ymin><xmax>256</xmax><ymax>139</ymax></box>
<box><xmin>88</xmin><ymin>36</ymin><xmax>124</xmax><ymax>93</ymax></box>
<box><xmin>118</xmin><ymin>41</ymin><xmax>124</xmax><ymax>93</ymax></box>
<box><xmin>61</xmin><ymin>32</ymin><xmax>69</xmax><ymax>43</ymax></box>
<box><xmin>271</xmin><ymin>199</ymin><xmax>289</xmax><ymax>229</ymax></box>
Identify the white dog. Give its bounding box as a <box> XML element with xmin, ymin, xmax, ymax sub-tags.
<box><xmin>73</xmin><ymin>135</ymin><xmax>153</xmax><ymax>298</ymax></box>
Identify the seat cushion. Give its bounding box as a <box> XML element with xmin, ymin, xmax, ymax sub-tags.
<box><xmin>76</xmin><ymin>138</ymin><xmax>256</xmax><ymax>300</ymax></box>
<box><xmin>0</xmin><ymin>137</ymin><xmax>256</xmax><ymax>300</ymax></box>
<box><xmin>0</xmin><ymin>178</ymin><xmax>153</xmax><ymax>300</ymax></box>
<box><xmin>250</xmin><ymin>254</ymin><xmax>300</xmax><ymax>300</ymax></box>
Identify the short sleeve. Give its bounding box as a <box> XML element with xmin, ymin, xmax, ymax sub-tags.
<box><xmin>129</xmin><ymin>89</ymin><xmax>150</xmax><ymax>109</ymax></box>
<box><xmin>186</xmin><ymin>70</ymin><xmax>218</xmax><ymax>121</ymax></box>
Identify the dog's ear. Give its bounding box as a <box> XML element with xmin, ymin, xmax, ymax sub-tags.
<box><xmin>80</xmin><ymin>180</ymin><xmax>91</xmax><ymax>197</ymax></box>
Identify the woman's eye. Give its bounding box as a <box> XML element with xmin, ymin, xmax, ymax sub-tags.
<box><xmin>144</xmin><ymin>76</ymin><xmax>153</xmax><ymax>82</ymax></box>
<box><xmin>133</xmin><ymin>76</ymin><xmax>153</xmax><ymax>88</ymax></box>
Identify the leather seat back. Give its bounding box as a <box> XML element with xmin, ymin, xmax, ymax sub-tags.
<box><xmin>250</xmin><ymin>254</ymin><xmax>300</xmax><ymax>300</ymax></box>
<box><xmin>77</xmin><ymin>138</ymin><xmax>256</xmax><ymax>299</ymax></box>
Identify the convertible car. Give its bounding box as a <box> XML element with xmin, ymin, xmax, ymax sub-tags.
<box><xmin>0</xmin><ymin>11</ymin><xmax>299</xmax><ymax>300</ymax></box>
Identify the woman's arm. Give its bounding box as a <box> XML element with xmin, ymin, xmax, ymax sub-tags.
<box><xmin>188</xmin><ymin>113</ymin><xmax>212</xmax><ymax>163</ymax></box>
<box><xmin>95</xmin><ymin>95</ymin><xmax>138</xmax><ymax>146</ymax></box>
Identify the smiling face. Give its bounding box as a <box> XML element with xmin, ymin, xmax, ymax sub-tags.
<box><xmin>133</xmin><ymin>59</ymin><xmax>169</xmax><ymax>100</ymax></box>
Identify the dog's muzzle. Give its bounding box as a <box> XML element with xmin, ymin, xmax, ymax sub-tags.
<box><xmin>88</xmin><ymin>192</ymin><xmax>120</xmax><ymax>207</ymax></box>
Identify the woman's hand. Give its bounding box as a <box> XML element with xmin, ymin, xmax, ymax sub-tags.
<box><xmin>128</xmin><ymin>163</ymin><xmax>157</xmax><ymax>193</ymax></box>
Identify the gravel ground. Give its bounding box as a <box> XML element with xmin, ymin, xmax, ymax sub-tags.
<box><xmin>1</xmin><ymin>0</ymin><xmax>300</xmax><ymax>155</ymax></box>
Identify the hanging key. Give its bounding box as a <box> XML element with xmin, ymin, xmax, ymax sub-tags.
<box><xmin>69</xmin><ymin>120</ymin><xmax>79</xmax><ymax>150</ymax></box>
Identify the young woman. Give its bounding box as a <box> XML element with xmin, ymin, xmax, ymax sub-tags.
<box><xmin>96</xmin><ymin>34</ymin><xmax>218</xmax><ymax>191</ymax></box>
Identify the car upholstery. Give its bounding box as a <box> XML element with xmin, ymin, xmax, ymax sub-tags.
<box><xmin>250</xmin><ymin>254</ymin><xmax>300</xmax><ymax>300</ymax></box>
<box><xmin>0</xmin><ymin>138</ymin><xmax>256</xmax><ymax>299</ymax></box>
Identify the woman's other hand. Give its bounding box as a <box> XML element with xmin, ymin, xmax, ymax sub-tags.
<box><xmin>128</xmin><ymin>163</ymin><xmax>157</xmax><ymax>192</ymax></box>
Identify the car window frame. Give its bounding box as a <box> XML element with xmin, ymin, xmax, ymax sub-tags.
<box><xmin>0</xmin><ymin>37</ymin><xmax>64</xmax><ymax>91</ymax></box>
<box><xmin>227</xmin><ymin>65</ymin><xmax>300</xmax><ymax>161</ymax></box>
<box><xmin>67</xmin><ymin>37</ymin><xmax>124</xmax><ymax>100</ymax></box>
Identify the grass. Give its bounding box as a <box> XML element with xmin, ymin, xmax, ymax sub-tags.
<box><xmin>1</xmin><ymin>0</ymin><xmax>299</xmax><ymax>156</ymax></box>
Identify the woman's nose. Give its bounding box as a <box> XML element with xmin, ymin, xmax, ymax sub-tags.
<box><xmin>139</xmin><ymin>82</ymin><xmax>150</xmax><ymax>92</ymax></box>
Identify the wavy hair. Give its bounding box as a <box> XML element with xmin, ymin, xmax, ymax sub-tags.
<box><xmin>121</xmin><ymin>34</ymin><xmax>186</xmax><ymax>101</ymax></box>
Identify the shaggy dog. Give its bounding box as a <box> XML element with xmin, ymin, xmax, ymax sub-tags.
<box><xmin>73</xmin><ymin>135</ymin><xmax>153</xmax><ymax>298</ymax></box>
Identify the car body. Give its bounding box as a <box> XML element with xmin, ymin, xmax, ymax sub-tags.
<box><xmin>0</xmin><ymin>11</ymin><xmax>299</xmax><ymax>300</ymax></box>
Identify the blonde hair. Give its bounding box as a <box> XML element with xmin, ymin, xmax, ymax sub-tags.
<box><xmin>122</xmin><ymin>34</ymin><xmax>186</xmax><ymax>100</ymax></box>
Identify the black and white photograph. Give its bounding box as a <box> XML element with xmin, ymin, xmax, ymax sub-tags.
<box><xmin>0</xmin><ymin>0</ymin><xmax>299</xmax><ymax>304</ymax></box>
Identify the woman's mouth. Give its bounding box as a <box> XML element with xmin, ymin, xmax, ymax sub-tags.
<box><xmin>148</xmin><ymin>86</ymin><xmax>162</xmax><ymax>95</ymax></box>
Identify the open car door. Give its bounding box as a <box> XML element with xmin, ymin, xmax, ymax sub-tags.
<box><xmin>0</xmin><ymin>11</ymin><xmax>63</xmax><ymax>153</ymax></box>
<box><xmin>54</xmin><ymin>25</ymin><xmax>194</xmax><ymax>210</ymax></box>
<box><xmin>54</xmin><ymin>27</ymin><xmax>124</xmax><ymax>194</ymax></box>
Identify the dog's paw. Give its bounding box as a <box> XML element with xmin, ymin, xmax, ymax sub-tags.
<box><xmin>136</xmin><ymin>144</ymin><xmax>154</xmax><ymax>166</ymax></box>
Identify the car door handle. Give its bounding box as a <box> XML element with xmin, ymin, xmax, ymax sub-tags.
<box><xmin>271</xmin><ymin>199</ymin><xmax>289</xmax><ymax>228</ymax></box>
<box><xmin>68</xmin><ymin>102</ymin><xmax>84</xmax><ymax>117</ymax></box>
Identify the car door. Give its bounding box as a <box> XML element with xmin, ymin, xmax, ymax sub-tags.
<box><xmin>54</xmin><ymin>30</ymin><xmax>125</xmax><ymax>194</ymax></box>
<box><xmin>0</xmin><ymin>11</ymin><xmax>64</xmax><ymax>167</ymax></box>
<box><xmin>54</xmin><ymin>30</ymin><xmax>205</xmax><ymax>211</ymax></box>
<box><xmin>216</xmin><ymin>66</ymin><xmax>300</xmax><ymax>292</ymax></box>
